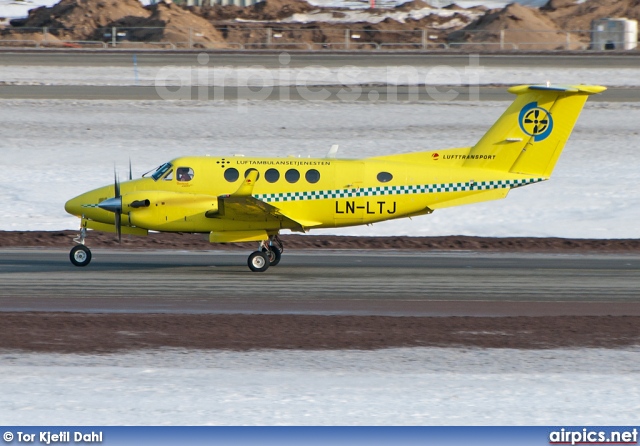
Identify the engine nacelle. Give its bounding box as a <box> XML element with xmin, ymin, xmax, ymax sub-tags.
<box><xmin>123</xmin><ymin>191</ymin><xmax>219</xmax><ymax>231</ymax></box>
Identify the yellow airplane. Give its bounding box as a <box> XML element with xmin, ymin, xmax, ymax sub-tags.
<box><xmin>65</xmin><ymin>84</ymin><xmax>605</xmax><ymax>272</ymax></box>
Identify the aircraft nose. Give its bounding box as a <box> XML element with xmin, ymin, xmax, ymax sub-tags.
<box><xmin>65</xmin><ymin>194</ymin><xmax>86</xmax><ymax>217</ymax></box>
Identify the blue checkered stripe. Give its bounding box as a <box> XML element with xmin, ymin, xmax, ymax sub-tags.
<box><xmin>254</xmin><ymin>178</ymin><xmax>545</xmax><ymax>203</ymax></box>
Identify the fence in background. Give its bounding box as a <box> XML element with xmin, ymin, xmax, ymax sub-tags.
<box><xmin>0</xmin><ymin>26</ymin><xmax>637</xmax><ymax>51</ymax></box>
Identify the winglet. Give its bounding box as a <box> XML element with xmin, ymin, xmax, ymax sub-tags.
<box><xmin>326</xmin><ymin>144</ymin><xmax>339</xmax><ymax>159</ymax></box>
<box><xmin>233</xmin><ymin>169</ymin><xmax>259</xmax><ymax>196</ymax></box>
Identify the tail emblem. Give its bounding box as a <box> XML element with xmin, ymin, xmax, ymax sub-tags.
<box><xmin>519</xmin><ymin>102</ymin><xmax>553</xmax><ymax>142</ymax></box>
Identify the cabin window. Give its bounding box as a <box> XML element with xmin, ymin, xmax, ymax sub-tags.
<box><xmin>285</xmin><ymin>169</ymin><xmax>300</xmax><ymax>183</ymax></box>
<box><xmin>177</xmin><ymin>167</ymin><xmax>194</xmax><ymax>182</ymax></box>
<box><xmin>377</xmin><ymin>172</ymin><xmax>393</xmax><ymax>183</ymax></box>
<box><xmin>265</xmin><ymin>168</ymin><xmax>280</xmax><ymax>183</ymax></box>
<box><xmin>244</xmin><ymin>169</ymin><xmax>260</xmax><ymax>181</ymax></box>
<box><xmin>224</xmin><ymin>168</ymin><xmax>239</xmax><ymax>182</ymax></box>
<box><xmin>305</xmin><ymin>169</ymin><xmax>320</xmax><ymax>184</ymax></box>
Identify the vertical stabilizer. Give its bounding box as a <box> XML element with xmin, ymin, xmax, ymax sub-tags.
<box><xmin>464</xmin><ymin>84</ymin><xmax>605</xmax><ymax>177</ymax></box>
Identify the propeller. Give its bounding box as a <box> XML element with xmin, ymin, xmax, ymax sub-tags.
<box><xmin>114</xmin><ymin>168</ymin><xmax>120</xmax><ymax>198</ymax></box>
<box><xmin>97</xmin><ymin>168</ymin><xmax>123</xmax><ymax>243</ymax></box>
<box><xmin>129</xmin><ymin>158</ymin><xmax>133</xmax><ymax>181</ymax></box>
<box><xmin>114</xmin><ymin>170</ymin><xmax>122</xmax><ymax>243</ymax></box>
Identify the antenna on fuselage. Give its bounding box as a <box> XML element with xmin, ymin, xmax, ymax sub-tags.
<box><xmin>326</xmin><ymin>144</ymin><xmax>339</xmax><ymax>158</ymax></box>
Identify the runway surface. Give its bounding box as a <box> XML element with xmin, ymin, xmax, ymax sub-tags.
<box><xmin>1</xmin><ymin>249</ymin><xmax>639</xmax><ymax>316</ymax></box>
<box><xmin>1</xmin><ymin>51</ymin><xmax>640</xmax><ymax>68</ymax></box>
<box><xmin>1</xmin><ymin>84</ymin><xmax>637</xmax><ymax>101</ymax></box>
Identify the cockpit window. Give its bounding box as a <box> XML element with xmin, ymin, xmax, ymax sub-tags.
<box><xmin>151</xmin><ymin>163</ymin><xmax>172</xmax><ymax>181</ymax></box>
<box><xmin>177</xmin><ymin>167</ymin><xmax>194</xmax><ymax>182</ymax></box>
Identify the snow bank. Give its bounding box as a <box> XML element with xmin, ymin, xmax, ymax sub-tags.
<box><xmin>282</xmin><ymin>7</ymin><xmax>480</xmax><ymax>25</ymax></box>
<box><xmin>306</xmin><ymin>0</ymin><xmax>549</xmax><ymax>10</ymax></box>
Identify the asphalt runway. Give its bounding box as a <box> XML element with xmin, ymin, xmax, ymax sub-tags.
<box><xmin>1</xmin><ymin>84</ymin><xmax>637</xmax><ymax>101</ymax></box>
<box><xmin>1</xmin><ymin>51</ymin><xmax>640</xmax><ymax>68</ymax></box>
<box><xmin>1</xmin><ymin>249</ymin><xmax>639</xmax><ymax>316</ymax></box>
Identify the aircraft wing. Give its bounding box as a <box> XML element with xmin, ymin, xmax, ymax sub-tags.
<box><xmin>212</xmin><ymin>170</ymin><xmax>320</xmax><ymax>231</ymax></box>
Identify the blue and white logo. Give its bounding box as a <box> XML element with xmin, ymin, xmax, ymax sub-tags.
<box><xmin>519</xmin><ymin>102</ymin><xmax>553</xmax><ymax>142</ymax></box>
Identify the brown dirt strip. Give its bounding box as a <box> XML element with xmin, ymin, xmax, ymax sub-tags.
<box><xmin>1</xmin><ymin>313</ymin><xmax>638</xmax><ymax>353</ymax></box>
<box><xmin>1</xmin><ymin>231</ymin><xmax>639</xmax><ymax>253</ymax></box>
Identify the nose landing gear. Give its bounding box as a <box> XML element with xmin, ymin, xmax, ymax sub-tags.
<box><xmin>70</xmin><ymin>226</ymin><xmax>92</xmax><ymax>267</ymax></box>
<box><xmin>70</xmin><ymin>244</ymin><xmax>92</xmax><ymax>267</ymax></box>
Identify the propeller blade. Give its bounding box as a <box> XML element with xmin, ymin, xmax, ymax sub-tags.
<box><xmin>112</xmin><ymin>167</ymin><xmax>122</xmax><ymax>242</ymax></box>
<box><xmin>115</xmin><ymin>212</ymin><xmax>122</xmax><ymax>243</ymax></box>
<box><xmin>114</xmin><ymin>168</ymin><xmax>120</xmax><ymax>198</ymax></box>
<box><xmin>129</xmin><ymin>158</ymin><xmax>133</xmax><ymax>181</ymax></box>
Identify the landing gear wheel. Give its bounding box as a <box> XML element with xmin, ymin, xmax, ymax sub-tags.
<box><xmin>248</xmin><ymin>251</ymin><xmax>270</xmax><ymax>273</ymax></box>
<box><xmin>262</xmin><ymin>246</ymin><xmax>282</xmax><ymax>267</ymax></box>
<box><xmin>70</xmin><ymin>245</ymin><xmax>92</xmax><ymax>267</ymax></box>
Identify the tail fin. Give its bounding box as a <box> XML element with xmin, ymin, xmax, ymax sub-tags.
<box><xmin>464</xmin><ymin>84</ymin><xmax>605</xmax><ymax>177</ymax></box>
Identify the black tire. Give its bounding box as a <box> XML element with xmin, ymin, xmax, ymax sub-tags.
<box><xmin>70</xmin><ymin>245</ymin><xmax>92</xmax><ymax>267</ymax></box>
<box><xmin>248</xmin><ymin>251</ymin><xmax>270</xmax><ymax>272</ymax></box>
<box><xmin>262</xmin><ymin>246</ymin><xmax>282</xmax><ymax>267</ymax></box>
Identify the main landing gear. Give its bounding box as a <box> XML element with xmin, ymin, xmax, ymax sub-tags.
<box><xmin>247</xmin><ymin>236</ymin><xmax>283</xmax><ymax>272</ymax></box>
<box><xmin>70</xmin><ymin>227</ymin><xmax>92</xmax><ymax>267</ymax></box>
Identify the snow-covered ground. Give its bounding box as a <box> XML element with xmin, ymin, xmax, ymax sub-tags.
<box><xmin>2</xmin><ymin>347</ymin><xmax>639</xmax><ymax>425</ymax></box>
<box><xmin>0</xmin><ymin>0</ymin><xmax>557</xmax><ymax>20</ymax></box>
<box><xmin>282</xmin><ymin>7</ymin><xmax>480</xmax><ymax>25</ymax></box>
<box><xmin>308</xmin><ymin>0</ymin><xmax>549</xmax><ymax>8</ymax></box>
<box><xmin>0</xmin><ymin>99</ymin><xmax>638</xmax><ymax>238</ymax></box>
<box><xmin>0</xmin><ymin>0</ymin><xmax>57</xmax><ymax>20</ymax></box>
<box><xmin>3</xmin><ymin>65</ymin><xmax>640</xmax><ymax>87</ymax></box>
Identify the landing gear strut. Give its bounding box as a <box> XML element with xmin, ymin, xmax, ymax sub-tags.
<box><xmin>262</xmin><ymin>235</ymin><xmax>283</xmax><ymax>267</ymax></box>
<box><xmin>70</xmin><ymin>225</ymin><xmax>92</xmax><ymax>267</ymax></box>
<box><xmin>262</xmin><ymin>246</ymin><xmax>282</xmax><ymax>266</ymax></box>
<box><xmin>247</xmin><ymin>235</ymin><xmax>284</xmax><ymax>272</ymax></box>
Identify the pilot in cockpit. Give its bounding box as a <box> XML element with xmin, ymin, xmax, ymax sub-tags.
<box><xmin>177</xmin><ymin>167</ymin><xmax>192</xmax><ymax>182</ymax></box>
